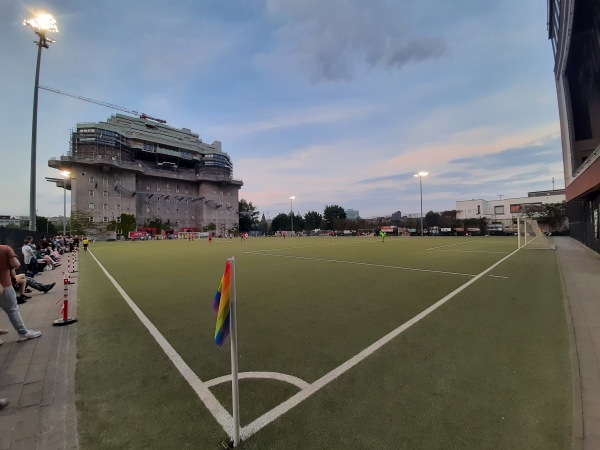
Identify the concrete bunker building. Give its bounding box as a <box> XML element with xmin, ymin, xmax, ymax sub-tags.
<box><xmin>49</xmin><ymin>114</ymin><xmax>243</xmax><ymax>237</ymax></box>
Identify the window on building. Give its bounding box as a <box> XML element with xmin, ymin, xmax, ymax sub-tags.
<box><xmin>494</xmin><ymin>205</ymin><xmax>504</xmax><ymax>215</ymax></box>
<box><xmin>191</xmin><ymin>215</ymin><xmax>195</xmax><ymax>219</ymax></box>
<box><xmin>116</xmin><ymin>204</ymin><xmax>122</xmax><ymax>211</ymax></box>
<box><xmin>117</xmin><ymin>192</ymin><xmax>122</xmax><ymax>198</ymax></box>
<box><xmin>116</xmin><ymin>217</ymin><xmax>121</xmax><ymax>223</ymax></box>
<box><xmin>157</xmin><ymin>185</ymin><xmax>161</xmax><ymax>191</ymax></box>
<box><xmin>176</xmin><ymin>186</ymin><xmax>180</xmax><ymax>193</ymax></box>
<box><xmin>115</xmin><ymin>179</ymin><xmax>122</xmax><ymax>186</ymax></box>
<box><xmin>157</xmin><ymin>197</ymin><xmax>161</xmax><ymax>203</ymax></box>
<box><xmin>88</xmin><ymin>203</ymin><xmax>94</xmax><ymax>209</ymax></box>
<box><xmin>146</xmin><ymin>207</ymin><xmax>150</xmax><ymax>213</ymax></box>
<box><xmin>156</xmin><ymin>208</ymin><xmax>160</xmax><ymax>214</ymax></box>
<box><xmin>510</xmin><ymin>204</ymin><xmax>522</xmax><ymax>214</ymax></box>
<box><xmin>102</xmin><ymin>178</ymin><xmax>108</xmax><ymax>185</ymax></box>
<box><xmin>103</xmin><ymin>191</ymin><xmax>109</xmax><ymax>197</ymax></box>
<box><xmin>89</xmin><ymin>190</ymin><xmax>95</xmax><ymax>196</ymax></box>
<box><xmin>176</xmin><ymin>208</ymin><xmax>179</xmax><ymax>214</ymax></box>
<box><xmin>166</xmin><ymin>184</ymin><xmax>170</xmax><ymax>192</ymax></box>
<box><xmin>166</xmin><ymin>209</ymin><xmax>171</xmax><ymax>214</ymax></box>
<box><xmin>185</xmin><ymin>189</ymin><xmax>189</xmax><ymax>194</ymax></box>
<box><xmin>116</xmin><ymin>229</ymin><xmax>122</xmax><ymax>235</ymax></box>
<box><xmin>88</xmin><ymin>216</ymin><xmax>94</xmax><ymax>223</ymax></box>
<box><xmin>146</xmin><ymin>185</ymin><xmax>150</xmax><ymax>191</ymax></box>
<box><xmin>103</xmin><ymin>203</ymin><xmax>109</xmax><ymax>210</ymax></box>
<box><xmin>185</xmin><ymin>210</ymin><xmax>189</xmax><ymax>214</ymax></box>
<box><xmin>166</xmin><ymin>198</ymin><xmax>170</xmax><ymax>203</ymax></box>
<box><xmin>89</xmin><ymin>176</ymin><xmax>95</xmax><ymax>183</ymax></box>
<box><xmin>103</xmin><ymin>217</ymin><xmax>109</xmax><ymax>223</ymax></box>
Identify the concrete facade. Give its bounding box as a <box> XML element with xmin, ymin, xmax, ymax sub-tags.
<box><xmin>456</xmin><ymin>190</ymin><xmax>566</xmax><ymax>225</ymax></box>
<box><xmin>48</xmin><ymin>115</ymin><xmax>243</xmax><ymax>238</ymax></box>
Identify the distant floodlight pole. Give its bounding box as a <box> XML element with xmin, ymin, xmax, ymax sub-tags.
<box><xmin>414</xmin><ymin>172</ymin><xmax>428</xmax><ymax>236</ymax></box>
<box><xmin>24</xmin><ymin>13</ymin><xmax>58</xmax><ymax>231</ymax></box>
<box><xmin>60</xmin><ymin>171</ymin><xmax>70</xmax><ymax>235</ymax></box>
<box><xmin>289</xmin><ymin>196</ymin><xmax>295</xmax><ymax>233</ymax></box>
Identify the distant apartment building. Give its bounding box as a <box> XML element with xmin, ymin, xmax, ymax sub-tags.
<box><xmin>548</xmin><ymin>0</ymin><xmax>600</xmax><ymax>252</ymax></box>
<box><xmin>0</xmin><ymin>216</ymin><xmax>21</xmax><ymax>228</ymax></box>
<box><xmin>345</xmin><ymin>209</ymin><xmax>359</xmax><ymax>220</ymax></box>
<box><xmin>456</xmin><ymin>190</ymin><xmax>566</xmax><ymax>224</ymax></box>
<box><xmin>48</xmin><ymin>114</ymin><xmax>243</xmax><ymax>237</ymax></box>
<box><xmin>390</xmin><ymin>211</ymin><xmax>402</xmax><ymax>222</ymax></box>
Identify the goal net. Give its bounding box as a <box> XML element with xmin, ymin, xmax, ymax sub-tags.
<box><xmin>521</xmin><ymin>218</ymin><xmax>555</xmax><ymax>250</ymax></box>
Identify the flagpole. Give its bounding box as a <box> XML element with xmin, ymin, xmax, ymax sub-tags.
<box><xmin>229</xmin><ymin>257</ymin><xmax>241</xmax><ymax>447</ymax></box>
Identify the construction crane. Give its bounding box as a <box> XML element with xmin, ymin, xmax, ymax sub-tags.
<box><xmin>38</xmin><ymin>85</ymin><xmax>167</xmax><ymax>124</ymax></box>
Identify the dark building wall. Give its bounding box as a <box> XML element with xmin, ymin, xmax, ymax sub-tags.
<box><xmin>552</xmin><ymin>0</ymin><xmax>600</xmax><ymax>254</ymax></box>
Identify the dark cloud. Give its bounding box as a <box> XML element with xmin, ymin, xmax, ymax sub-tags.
<box><xmin>266</xmin><ymin>0</ymin><xmax>446</xmax><ymax>83</ymax></box>
<box><xmin>450</xmin><ymin>136</ymin><xmax>562</xmax><ymax>170</ymax></box>
<box><xmin>358</xmin><ymin>171</ymin><xmax>416</xmax><ymax>184</ymax></box>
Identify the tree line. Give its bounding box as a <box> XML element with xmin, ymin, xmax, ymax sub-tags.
<box><xmin>238</xmin><ymin>199</ymin><xmax>569</xmax><ymax>235</ymax></box>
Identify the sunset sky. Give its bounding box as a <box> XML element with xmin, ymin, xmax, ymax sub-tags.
<box><xmin>1</xmin><ymin>0</ymin><xmax>563</xmax><ymax>220</ymax></box>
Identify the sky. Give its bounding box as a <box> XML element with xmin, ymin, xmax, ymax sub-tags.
<box><xmin>1</xmin><ymin>0</ymin><xmax>564</xmax><ymax>220</ymax></box>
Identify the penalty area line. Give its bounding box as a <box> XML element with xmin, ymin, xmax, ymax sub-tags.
<box><xmin>88</xmin><ymin>251</ymin><xmax>234</xmax><ymax>438</ymax></box>
<box><xmin>240</xmin><ymin>245</ymin><xmax>522</xmax><ymax>440</ymax></box>
<box><xmin>246</xmin><ymin>251</ymin><xmax>475</xmax><ymax>277</ymax></box>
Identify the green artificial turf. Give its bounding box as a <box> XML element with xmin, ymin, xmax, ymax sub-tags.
<box><xmin>75</xmin><ymin>236</ymin><xmax>572</xmax><ymax>449</ymax></box>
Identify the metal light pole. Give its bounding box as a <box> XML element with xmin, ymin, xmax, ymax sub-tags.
<box><xmin>289</xmin><ymin>196</ymin><xmax>295</xmax><ymax>233</ymax></box>
<box><xmin>414</xmin><ymin>171</ymin><xmax>428</xmax><ymax>236</ymax></box>
<box><xmin>24</xmin><ymin>13</ymin><xmax>58</xmax><ymax>231</ymax></box>
<box><xmin>61</xmin><ymin>171</ymin><xmax>70</xmax><ymax>235</ymax></box>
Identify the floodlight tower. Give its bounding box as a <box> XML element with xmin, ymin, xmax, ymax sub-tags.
<box><xmin>414</xmin><ymin>171</ymin><xmax>428</xmax><ymax>236</ymax></box>
<box><xmin>24</xmin><ymin>13</ymin><xmax>58</xmax><ymax>231</ymax></box>
<box><xmin>60</xmin><ymin>171</ymin><xmax>70</xmax><ymax>234</ymax></box>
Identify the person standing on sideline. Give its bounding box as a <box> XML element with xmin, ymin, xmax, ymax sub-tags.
<box><xmin>0</xmin><ymin>245</ymin><xmax>42</xmax><ymax>344</ymax></box>
<box><xmin>380</xmin><ymin>230</ymin><xmax>386</xmax><ymax>242</ymax></box>
<box><xmin>82</xmin><ymin>237</ymin><xmax>89</xmax><ymax>252</ymax></box>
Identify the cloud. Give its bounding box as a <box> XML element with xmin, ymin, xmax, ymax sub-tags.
<box><xmin>263</xmin><ymin>0</ymin><xmax>446</xmax><ymax>83</ymax></box>
<box><xmin>449</xmin><ymin>135</ymin><xmax>562</xmax><ymax>169</ymax></box>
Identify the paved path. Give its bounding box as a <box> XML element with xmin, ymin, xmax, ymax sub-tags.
<box><xmin>555</xmin><ymin>236</ymin><xmax>600</xmax><ymax>450</ymax></box>
<box><xmin>0</xmin><ymin>254</ymin><xmax>78</xmax><ymax>450</ymax></box>
<box><xmin>0</xmin><ymin>238</ymin><xmax>598</xmax><ymax>449</ymax></box>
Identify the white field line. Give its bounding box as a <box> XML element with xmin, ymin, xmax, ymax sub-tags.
<box><xmin>252</xmin><ymin>240</ymin><xmax>374</xmax><ymax>253</ymax></box>
<box><xmin>205</xmin><ymin>372</ymin><xmax>310</xmax><ymax>390</ymax></box>
<box><xmin>245</xmin><ymin>251</ymin><xmax>475</xmax><ymax>278</ymax></box>
<box><xmin>88</xmin><ymin>251</ymin><xmax>234</xmax><ymax>437</ymax></box>
<box><xmin>426</xmin><ymin>241</ymin><xmax>471</xmax><ymax>250</ymax></box>
<box><xmin>430</xmin><ymin>249</ymin><xmax>511</xmax><ymax>254</ymax></box>
<box><xmin>239</xmin><ymin>246</ymin><xmax>522</xmax><ymax>440</ymax></box>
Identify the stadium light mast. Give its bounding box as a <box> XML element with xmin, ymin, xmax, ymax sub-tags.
<box><xmin>414</xmin><ymin>172</ymin><xmax>428</xmax><ymax>236</ymax></box>
<box><xmin>60</xmin><ymin>171</ymin><xmax>70</xmax><ymax>234</ymax></box>
<box><xmin>24</xmin><ymin>12</ymin><xmax>58</xmax><ymax>231</ymax></box>
<box><xmin>289</xmin><ymin>196</ymin><xmax>295</xmax><ymax>233</ymax></box>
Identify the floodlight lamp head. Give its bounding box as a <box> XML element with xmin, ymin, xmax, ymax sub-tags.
<box><xmin>60</xmin><ymin>170</ymin><xmax>70</xmax><ymax>178</ymax></box>
<box><xmin>289</xmin><ymin>196</ymin><xmax>295</xmax><ymax>200</ymax></box>
<box><xmin>23</xmin><ymin>13</ymin><xmax>58</xmax><ymax>34</ymax></box>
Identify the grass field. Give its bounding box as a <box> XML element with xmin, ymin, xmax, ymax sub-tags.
<box><xmin>75</xmin><ymin>235</ymin><xmax>572</xmax><ymax>449</ymax></box>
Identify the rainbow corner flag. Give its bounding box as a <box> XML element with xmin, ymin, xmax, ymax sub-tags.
<box><xmin>212</xmin><ymin>259</ymin><xmax>232</xmax><ymax>347</ymax></box>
